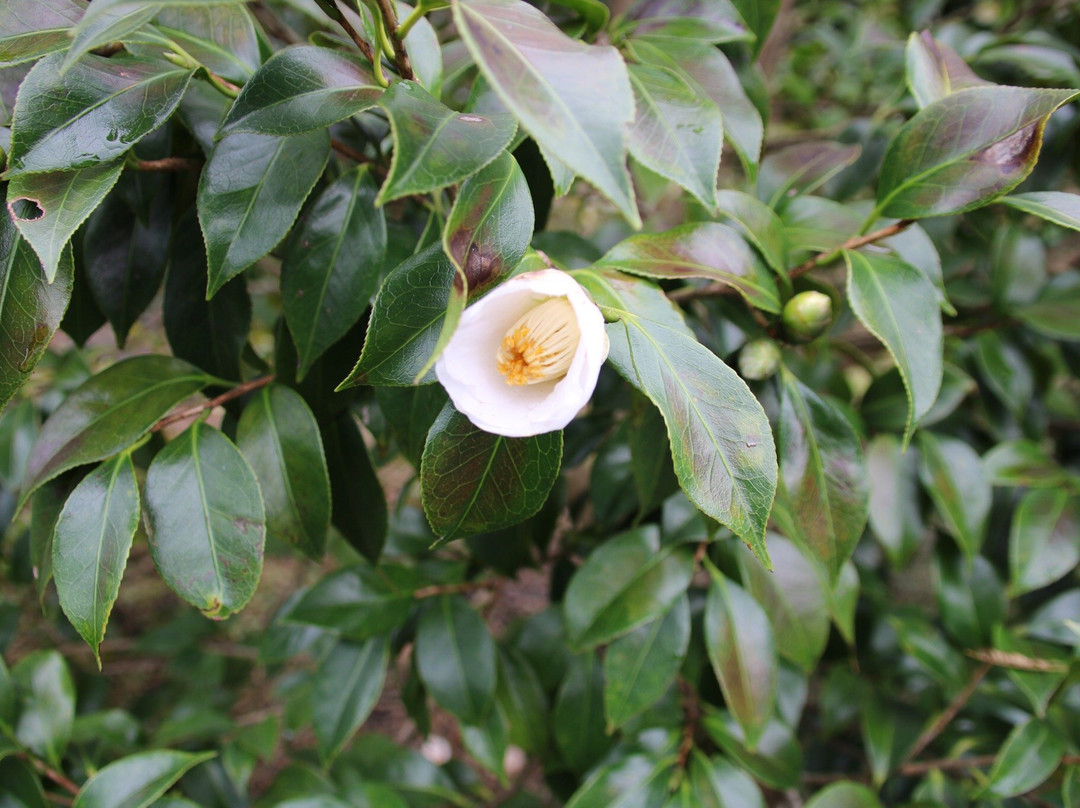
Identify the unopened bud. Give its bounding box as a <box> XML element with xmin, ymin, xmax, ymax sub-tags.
<box><xmin>739</xmin><ymin>339</ymin><xmax>781</xmax><ymax>380</ymax></box>
<box><xmin>783</xmin><ymin>291</ymin><xmax>833</xmax><ymax>342</ymax></box>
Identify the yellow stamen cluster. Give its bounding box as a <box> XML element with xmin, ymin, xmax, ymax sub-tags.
<box><xmin>496</xmin><ymin>297</ymin><xmax>581</xmax><ymax>386</ymax></box>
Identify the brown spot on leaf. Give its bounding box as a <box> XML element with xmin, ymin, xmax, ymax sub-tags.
<box><xmin>975</xmin><ymin>122</ymin><xmax>1040</xmax><ymax>172</ymax></box>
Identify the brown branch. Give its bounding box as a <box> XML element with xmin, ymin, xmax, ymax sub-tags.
<box><xmin>130</xmin><ymin>156</ymin><xmax>204</xmax><ymax>172</ymax></box>
<box><xmin>331</xmin><ymin>138</ymin><xmax>375</xmax><ymax>165</ymax></box>
<box><xmin>22</xmin><ymin>754</ymin><xmax>80</xmax><ymax>796</ymax></box>
<box><xmin>900</xmin><ymin>752</ymin><xmax>1080</xmax><ymax>778</ymax></box>
<box><xmin>903</xmin><ymin>663</ymin><xmax>990</xmax><ymax>765</ymax></box>
<box><xmin>412</xmin><ymin>580</ymin><xmax>496</xmax><ymax>600</ymax></box>
<box><xmin>966</xmin><ymin>648</ymin><xmax>1070</xmax><ymax>673</ymax></box>
<box><xmin>675</xmin><ymin>678</ymin><xmax>700</xmax><ymax>770</ymax></box>
<box><xmin>336</xmin><ymin>12</ymin><xmax>376</xmax><ymax>64</ymax></box>
<box><xmin>374</xmin><ymin>0</ymin><xmax>415</xmax><ymax>80</ymax></box>
<box><xmin>151</xmin><ymin>375</ymin><xmax>275</xmax><ymax>433</ymax></box>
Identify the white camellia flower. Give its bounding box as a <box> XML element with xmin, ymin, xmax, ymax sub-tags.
<box><xmin>435</xmin><ymin>269</ymin><xmax>609</xmax><ymax>437</ymax></box>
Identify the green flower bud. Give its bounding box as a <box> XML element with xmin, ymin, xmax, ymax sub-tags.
<box><xmin>739</xmin><ymin>339</ymin><xmax>782</xmax><ymax>380</ymax></box>
<box><xmin>783</xmin><ymin>291</ymin><xmax>833</xmax><ymax>342</ymax></box>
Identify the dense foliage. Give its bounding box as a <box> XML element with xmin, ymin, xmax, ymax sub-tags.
<box><xmin>1</xmin><ymin>0</ymin><xmax>1080</xmax><ymax>806</ymax></box>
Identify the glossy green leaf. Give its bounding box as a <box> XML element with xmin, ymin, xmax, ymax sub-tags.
<box><xmin>627</xmin><ymin>62</ymin><xmax>721</xmax><ymax>210</ymax></box>
<box><xmin>905</xmin><ymin>31</ymin><xmax>987</xmax><ymax>109</ymax></box>
<box><xmin>565</xmin><ymin>755</ymin><xmax>670</xmax><ymax>808</ymax></box>
<box><xmin>221</xmin><ymin>45</ymin><xmax>380</xmax><ymax>136</ymax></box>
<box><xmin>936</xmin><ymin>554</ymin><xmax>1005</xmax><ymax>648</ymax></box>
<box><xmin>0</xmin><ymin>757</ymin><xmax>48</xmax><ymax>808</ymax></box>
<box><xmin>702</xmin><ymin>709</ymin><xmax>802</xmax><ymax>789</ymax></box>
<box><xmin>577</xmin><ymin>270</ymin><xmax>777</xmax><ymax>563</ymax></box>
<box><xmin>876</xmin><ymin>86</ymin><xmax>1079</xmax><ymax>219</ymax></box>
<box><xmin>163</xmin><ymin>212</ymin><xmax>250</xmax><ymax>381</ymax></box>
<box><xmin>73</xmin><ymin>750</ymin><xmax>215</xmax><ymax>808</ymax></box>
<box><xmin>704</xmin><ymin>568</ymin><xmax>776</xmax><ymax>749</ymax></box>
<box><xmin>860</xmin><ymin>695</ymin><xmax>920</xmax><ymax>786</ymax></box>
<box><xmin>494</xmin><ymin>648</ymin><xmax>548</xmax><ymax>755</ymax></box>
<box><xmin>313</xmin><ymin>638</ymin><xmax>389</xmax><ymax>765</ymax></box>
<box><xmin>1000</xmin><ymin>191</ymin><xmax>1080</xmax><ymax>232</ymax></box>
<box><xmin>20</xmin><ymin>355</ymin><xmax>210</xmax><ymax>508</ymax></box>
<box><xmin>985</xmin><ymin>719</ymin><xmax>1064</xmax><ymax>798</ymax></box>
<box><xmin>420</xmin><ymin>404</ymin><xmax>562</xmax><ymax>541</ymax></box>
<box><xmin>624</xmin><ymin>0</ymin><xmax>751</xmax><ymax>44</ymax></box>
<box><xmin>285</xmin><ymin>562</ymin><xmax>414</xmax><ymax>639</ymax></box>
<box><xmin>731</xmin><ymin>0</ymin><xmax>779</xmax><ymax>56</ymax></box>
<box><xmin>804</xmin><ymin>782</ymin><xmax>883</xmax><ymax>808</ymax></box>
<box><xmin>0</xmin><ymin>0</ymin><xmax>85</xmax><ymax>67</ymax></box>
<box><xmin>8</xmin><ymin>53</ymin><xmax>192</xmax><ymax>175</ymax></box>
<box><xmin>415</xmin><ymin>595</ymin><xmax>497</xmax><ymax>725</ymax></box>
<box><xmin>453</xmin><ymin>0</ymin><xmax>640</xmax><ymax>227</ymax></box>
<box><xmin>845</xmin><ymin>249</ymin><xmax>942</xmax><ymax>443</ymax></box>
<box><xmin>603</xmin><ymin>593</ymin><xmax>689</xmax><ymax>730</ymax></box>
<box><xmin>320</xmin><ymin>414</ymin><xmax>387</xmax><ymax>563</ymax></box>
<box><xmin>1017</xmin><ymin>283</ymin><xmax>1080</xmax><ymax>341</ymax></box>
<box><xmin>29</xmin><ymin>472</ymin><xmax>80</xmax><ymax>602</ymax></box>
<box><xmin>917</xmin><ymin>431</ymin><xmax>990</xmax><ymax>558</ymax></box>
<box><xmin>759</xmin><ymin>142</ymin><xmax>860</xmax><ymax>208</ymax></box>
<box><xmin>713</xmin><ymin>190</ymin><xmax>787</xmax><ymax>276</ymax></box>
<box><xmin>553</xmin><ymin>651</ymin><xmax>610</xmax><ymax>773</ymax></box>
<box><xmin>689</xmin><ymin>750</ymin><xmax>765</xmax><ymax>808</ymax></box>
<box><xmin>0</xmin><ymin>203</ymin><xmax>73</xmax><ymax>412</ymax></box>
<box><xmin>628</xmin><ymin>393</ymin><xmax>678</xmax><ymax>516</ymax></box>
<box><xmin>83</xmin><ymin>189</ymin><xmax>170</xmax><ymax>347</ymax></box>
<box><xmin>377</xmin><ymin>80</ymin><xmax>515</xmax><ymax>205</ymax></box>
<box><xmin>630</xmin><ymin>39</ymin><xmax>762</xmax><ymax>176</ymax></box>
<box><xmin>1010</xmin><ymin>488</ymin><xmax>1080</xmax><ymax>595</ymax></box>
<box><xmin>198</xmin><ymin>131</ymin><xmax>330</xmax><ymax>297</ymax></box>
<box><xmin>339</xmin><ymin>243</ymin><xmax>454</xmax><ymax>387</ymax></box>
<box><xmin>738</xmin><ymin>536</ymin><xmax>829</xmax><ymax>673</ymax></box>
<box><xmin>563</xmin><ymin>524</ymin><xmax>693</xmax><ymax>651</ymax></box>
<box><xmin>443</xmin><ymin>151</ymin><xmax>533</xmax><ymax>293</ymax></box>
<box><xmin>7</xmin><ymin>159</ymin><xmax>123</xmax><ymax>283</ymax></box>
<box><xmin>237</xmin><ymin>385</ymin><xmax>330</xmax><ymax>561</ymax></box>
<box><xmin>144</xmin><ymin>423</ymin><xmax>265</xmax><ymax>619</ymax></box>
<box><xmin>984</xmin><ymin>439</ymin><xmax>1074</xmax><ymax>489</ymax></box>
<box><xmin>11</xmin><ymin>650</ymin><xmax>75</xmax><ymax>766</ymax></box>
<box><xmin>994</xmin><ymin>626</ymin><xmax>1068</xmax><ymax>717</ymax></box>
<box><xmin>866</xmin><ymin>434</ymin><xmax>925</xmax><ymax>567</ymax></box>
<box><xmin>774</xmin><ymin>369</ymin><xmax>868</xmax><ymax>579</ymax></box>
<box><xmin>599</xmin><ymin>223</ymin><xmax>779</xmax><ymax>311</ymax></box>
<box><xmin>151</xmin><ymin>4</ymin><xmax>261</xmax><ymax>83</ymax></box>
<box><xmin>52</xmin><ymin>453</ymin><xmax>138</xmax><ymax>663</ymax></box>
<box><xmin>63</xmin><ymin>0</ymin><xmax>246</xmax><ymax>69</ymax></box>
<box><xmin>282</xmin><ymin>167</ymin><xmax>385</xmax><ymax>380</ymax></box>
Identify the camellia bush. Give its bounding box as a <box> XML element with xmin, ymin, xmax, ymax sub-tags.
<box><xmin>3</xmin><ymin>0</ymin><xmax>1080</xmax><ymax>805</ymax></box>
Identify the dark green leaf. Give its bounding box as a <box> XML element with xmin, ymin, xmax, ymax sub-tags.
<box><xmin>420</xmin><ymin>404</ymin><xmax>562</xmax><ymax>541</ymax></box>
<box><xmin>1010</xmin><ymin>488</ymin><xmax>1080</xmax><ymax>595</ymax></box>
<box><xmin>628</xmin><ymin>393</ymin><xmax>678</xmax><ymax>517</ymax></box>
<box><xmin>713</xmin><ymin>190</ymin><xmax>787</xmax><ymax>276</ymax></box>
<box><xmin>876</xmin><ymin>86</ymin><xmax>1079</xmax><ymax>219</ymax></box>
<box><xmin>917</xmin><ymin>431</ymin><xmax>990</xmax><ymax>558</ymax></box>
<box><xmin>596</xmin><ymin>223</ymin><xmax>779</xmax><ymax>314</ymax></box>
<box><xmin>845</xmin><ymin>249</ymin><xmax>942</xmax><ymax>443</ymax></box>
<box><xmin>860</xmin><ymin>695</ymin><xmax>920</xmax><ymax>786</ymax></box>
<box><xmin>20</xmin><ymin>355</ymin><xmax>210</xmax><ymax>508</ymax></box>
<box><xmin>0</xmin><ymin>202</ymin><xmax>73</xmax><ymax>412</ymax></box>
<box><xmin>553</xmin><ymin>652</ymin><xmax>610</xmax><ymax>773</ymax></box>
<box><xmin>0</xmin><ymin>0</ymin><xmax>85</xmax><ymax>67</ymax></box>
<box><xmin>11</xmin><ymin>650</ymin><xmax>74</xmax><ymax>766</ymax></box>
<box><xmin>8</xmin><ymin>160</ymin><xmax>124</xmax><ymax>283</ymax></box>
<box><xmin>904</xmin><ymin>31</ymin><xmax>987</xmax><ymax>109</ymax></box>
<box><xmin>865</xmin><ymin>434</ymin><xmax>925</xmax><ymax>567</ymax></box>
<box><xmin>702</xmin><ymin>709</ymin><xmax>802</xmax><ymax>789</ymax></box>
<box><xmin>1017</xmin><ymin>283</ymin><xmax>1080</xmax><ymax>341</ymax></box>
<box><xmin>603</xmin><ymin>593</ymin><xmax>689</xmax><ymax>730</ymax></box>
<box><xmin>8</xmin><ymin>53</ymin><xmax>192</xmax><ymax>175</ymax></box>
<box><xmin>377</xmin><ymin>80</ymin><xmax>515</xmax><ymax>205</ymax></box>
<box><xmin>415</xmin><ymin>595</ymin><xmax>497</xmax><ymax>725</ymax></box>
<box><xmin>29</xmin><ymin>472</ymin><xmax>80</xmax><ymax>602</ymax></box>
<box><xmin>1000</xmin><ymin>191</ymin><xmax>1080</xmax><ymax>232</ymax></box>
<box><xmin>803</xmin><ymin>782</ymin><xmax>883</xmax><ymax>808</ymax></box>
<box><xmin>704</xmin><ymin>568</ymin><xmax>776</xmax><ymax>749</ymax></box>
<box><xmin>985</xmin><ymin>719</ymin><xmax>1064</xmax><ymax>798</ymax></box>
<box><xmin>564</xmin><ymin>755</ymin><xmax>670</xmax><ymax>808</ymax></box>
<box><xmin>994</xmin><ymin>626</ymin><xmax>1067</xmax><ymax>717</ymax></box>
<box><xmin>983</xmin><ymin>439</ymin><xmax>1072</xmax><ymax>488</ymax></box>
<box><xmin>496</xmin><ymin>648</ymin><xmax>548</xmax><ymax>754</ymax></box>
<box><xmin>285</xmin><ymin>562</ymin><xmax>414</xmax><ymax>639</ymax></box>
<box><xmin>731</xmin><ymin>0</ymin><xmax>780</xmax><ymax>57</ymax></box>
<box><xmin>627</xmin><ymin>62</ymin><xmax>721</xmax><ymax>210</ymax></box>
<box><xmin>236</xmin><ymin>385</ymin><xmax>330</xmax><ymax>561</ymax></box>
<box><xmin>151</xmin><ymin>4</ymin><xmax>261</xmax><ymax>83</ymax></box>
<box><xmin>339</xmin><ymin>243</ymin><xmax>454</xmax><ymax>387</ymax></box>
<box><xmin>221</xmin><ymin>45</ymin><xmax>380</xmax><ymax>135</ymax></box>
<box><xmin>53</xmin><ymin>453</ymin><xmax>138</xmax><ymax>663</ymax></box>
<box><xmin>83</xmin><ymin>188</ymin><xmax>170</xmax><ymax>347</ymax></box>
<box><xmin>198</xmin><ymin>131</ymin><xmax>330</xmax><ymax>297</ymax></box>
<box><xmin>313</xmin><ymin>638</ymin><xmax>389</xmax><ymax>765</ymax></box>
<box><xmin>144</xmin><ymin>423</ymin><xmax>265</xmax><ymax>619</ymax></box>
<box><xmin>774</xmin><ymin>369</ymin><xmax>868</xmax><ymax>579</ymax></box>
<box><xmin>283</xmin><ymin>167</ymin><xmax>385</xmax><ymax>380</ymax></box>
<box><xmin>0</xmin><ymin>757</ymin><xmax>47</xmax><ymax>808</ymax></box>
<box><xmin>936</xmin><ymin>554</ymin><xmax>1004</xmax><ymax>649</ymax></box>
<box><xmin>577</xmin><ymin>270</ymin><xmax>777</xmax><ymax>563</ymax></box>
<box><xmin>454</xmin><ymin>0</ymin><xmax>639</xmax><ymax>226</ymax></box>
<box><xmin>563</xmin><ymin>524</ymin><xmax>693</xmax><ymax>651</ymax></box>
<box><xmin>73</xmin><ymin>750</ymin><xmax>215</xmax><ymax>808</ymax></box>
<box><xmin>759</xmin><ymin>142</ymin><xmax>860</xmax><ymax>208</ymax></box>
<box><xmin>320</xmin><ymin>413</ymin><xmax>387</xmax><ymax>562</ymax></box>
<box><xmin>164</xmin><ymin>212</ymin><xmax>250</xmax><ymax>381</ymax></box>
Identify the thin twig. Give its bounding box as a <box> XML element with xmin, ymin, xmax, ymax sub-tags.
<box><xmin>130</xmin><ymin>156</ymin><xmax>204</xmax><ymax>172</ymax></box>
<box><xmin>675</xmin><ymin>678</ymin><xmax>699</xmax><ymax>770</ymax></box>
<box><xmin>412</xmin><ymin>580</ymin><xmax>496</xmax><ymax>600</ymax></box>
<box><xmin>374</xmin><ymin>0</ymin><xmax>415</xmax><ymax>80</ymax></box>
<box><xmin>966</xmin><ymin>648</ymin><xmax>1070</xmax><ymax>673</ymax></box>
<box><xmin>23</xmin><ymin>754</ymin><xmax>80</xmax><ymax>796</ymax></box>
<box><xmin>901</xmin><ymin>752</ymin><xmax>1080</xmax><ymax>778</ymax></box>
<box><xmin>151</xmin><ymin>375</ymin><xmax>275</xmax><ymax>433</ymax></box>
<box><xmin>336</xmin><ymin>12</ymin><xmax>377</xmax><ymax>64</ymax></box>
<box><xmin>331</xmin><ymin>138</ymin><xmax>375</xmax><ymax>165</ymax></box>
<box><xmin>903</xmin><ymin>663</ymin><xmax>990</xmax><ymax>765</ymax></box>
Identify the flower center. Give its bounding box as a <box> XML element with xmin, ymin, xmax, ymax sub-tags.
<box><xmin>496</xmin><ymin>297</ymin><xmax>581</xmax><ymax>386</ymax></box>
